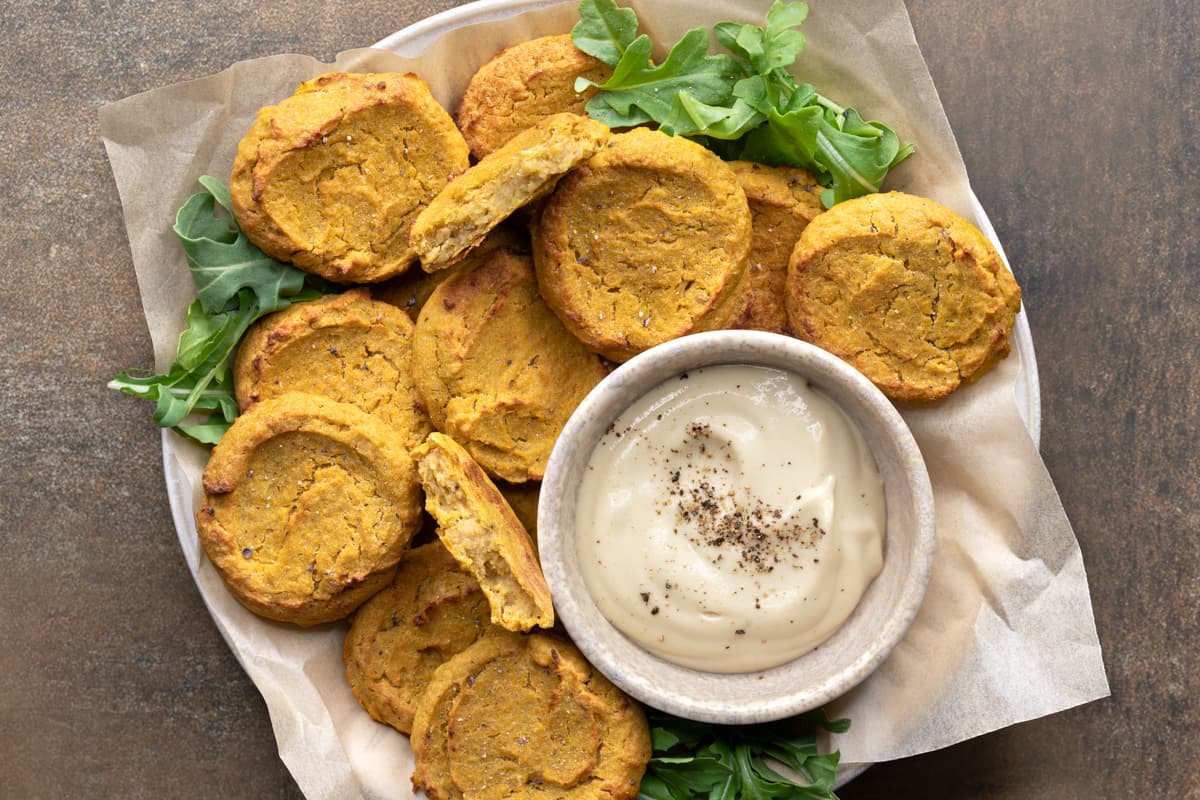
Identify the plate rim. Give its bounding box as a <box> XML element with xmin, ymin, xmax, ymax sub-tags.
<box><xmin>373</xmin><ymin>0</ymin><xmax>575</xmax><ymax>55</ymax></box>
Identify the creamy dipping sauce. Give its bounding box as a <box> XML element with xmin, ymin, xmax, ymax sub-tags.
<box><xmin>576</xmin><ymin>364</ymin><xmax>885</xmax><ymax>673</ymax></box>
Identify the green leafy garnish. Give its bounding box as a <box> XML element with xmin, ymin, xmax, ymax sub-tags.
<box><xmin>637</xmin><ymin>710</ymin><xmax>848</xmax><ymax>800</ymax></box>
<box><xmin>574</xmin><ymin>23</ymin><xmax>743</xmax><ymax>133</ymax></box>
<box><xmin>109</xmin><ymin>177</ymin><xmax>328</xmax><ymax>444</ymax></box>
<box><xmin>572</xmin><ymin>0</ymin><xmax>914</xmax><ymax>206</ymax></box>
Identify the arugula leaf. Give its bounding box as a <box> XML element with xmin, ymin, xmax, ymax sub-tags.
<box><xmin>110</xmin><ymin>178</ymin><xmax>328</xmax><ymax>444</ymax></box>
<box><xmin>636</xmin><ymin>710</ymin><xmax>847</xmax><ymax>800</ymax></box>
<box><xmin>572</xmin><ymin>0</ymin><xmax>639</xmax><ymax>66</ymax></box>
<box><xmin>175</xmin><ymin>175</ymin><xmax>310</xmax><ymax>315</ymax></box>
<box><xmin>714</xmin><ymin>1</ymin><xmax>808</xmax><ymax>76</ymax></box>
<box><xmin>572</xmin><ymin>0</ymin><xmax>913</xmax><ymax>206</ymax></box>
<box><xmin>578</xmin><ymin>26</ymin><xmax>743</xmax><ymax>135</ymax></box>
<box><xmin>738</xmin><ymin>104</ymin><xmax>914</xmax><ymax>207</ymax></box>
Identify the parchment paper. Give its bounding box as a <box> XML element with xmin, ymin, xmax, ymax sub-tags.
<box><xmin>100</xmin><ymin>0</ymin><xmax>1110</xmax><ymax>794</ymax></box>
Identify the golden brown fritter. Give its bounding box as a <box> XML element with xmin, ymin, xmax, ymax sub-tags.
<box><xmin>412</xmin><ymin>248</ymin><xmax>608</xmax><ymax>483</ymax></box>
<box><xmin>457</xmin><ymin>34</ymin><xmax>612</xmax><ymax>160</ymax></box>
<box><xmin>534</xmin><ymin>128</ymin><xmax>752</xmax><ymax>362</ymax></box>
<box><xmin>230</xmin><ymin>71</ymin><xmax>470</xmax><ymax>283</ymax></box>
<box><xmin>726</xmin><ymin>161</ymin><xmax>825</xmax><ymax>335</ymax></box>
<box><xmin>233</xmin><ymin>288</ymin><xmax>431</xmax><ymax>451</ymax></box>
<box><xmin>196</xmin><ymin>392</ymin><xmax>423</xmax><ymax>626</ymax></box>
<box><xmin>414</xmin><ymin>433</ymin><xmax>553</xmax><ymax>633</ymax></box>
<box><xmin>787</xmin><ymin>191</ymin><xmax>1022</xmax><ymax>401</ymax></box>
<box><xmin>410</xmin><ymin>632</ymin><xmax>651</xmax><ymax>800</ymax></box>
<box><xmin>410</xmin><ymin>113</ymin><xmax>610</xmax><ymax>272</ymax></box>
<box><xmin>343</xmin><ymin>541</ymin><xmax>497</xmax><ymax>734</ymax></box>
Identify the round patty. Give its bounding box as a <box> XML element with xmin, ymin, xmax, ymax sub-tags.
<box><xmin>230</xmin><ymin>71</ymin><xmax>470</xmax><ymax>283</ymax></box>
<box><xmin>534</xmin><ymin>128</ymin><xmax>752</xmax><ymax>362</ymax></box>
<box><xmin>726</xmin><ymin>161</ymin><xmax>825</xmax><ymax>335</ymax></box>
<box><xmin>786</xmin><ymin>191</ymin><xmax>1022</xmax><ymax>401</ymax></box>
<box><xmin>196</xmin><ymin>392</ymin><xmax>423</xmax><ymax>626</ymax></box>
<box><xmin>410</xmin><ymin>632</ymin><xmax>651</xmax><ymax>800</ymax></box>
<box><xmin>412</xmin><ymin>248</ymin><xmax>608</xmax><ymax>483</ymax></box>
<box><xmin>457</xmin><ymin>34</ymin><xmax>612</xmax><ymax>160</ymax></box>
<box><xmin>233</xmin><ymin>288</ymin><xmax>431</xmax><ymax>452</ymax></box>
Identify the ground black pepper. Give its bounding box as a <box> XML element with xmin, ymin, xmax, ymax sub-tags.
<box><xmin>579</xmin><ymin>364</ymin><xmax>885</xmax><ymax>671</ymax></box>
<box><xmin>659</xmin><ymin>420</ymin><xmax>826</xmax><ymax>575</ymax></box>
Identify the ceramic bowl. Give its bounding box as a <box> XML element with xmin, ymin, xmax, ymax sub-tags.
<box><xmin>538</xmin><ymin>330</ymin><xmax>935</xmax><ymax>724</ymax></box>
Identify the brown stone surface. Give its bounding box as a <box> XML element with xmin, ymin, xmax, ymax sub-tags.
<box><xmin>0</xmin><ymin>0</ymin><xmax>1195</xmax><ymax>797</ymax></box>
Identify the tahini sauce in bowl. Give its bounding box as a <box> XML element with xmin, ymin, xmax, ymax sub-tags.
<box><xmin>539</xmin><ymin>330</ymin><xmax>935</xmax><ymax>724</ymax></box>
<box><xmin>576</xmin><ymin>364</ymin><xmax>885</xmax><ymax>672</ymax></box>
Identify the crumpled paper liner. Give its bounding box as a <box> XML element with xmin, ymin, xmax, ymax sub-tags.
<box><xmin>100</xmin><ymin>0</ymin><xmax>1109</xmax><ymax>794</ymax></box>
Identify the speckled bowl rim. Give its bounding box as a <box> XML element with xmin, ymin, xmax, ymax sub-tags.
<box><xmin>538</xmin><ymin>330</ymin><xmax>935</xmax><ymax>724</ymax></box>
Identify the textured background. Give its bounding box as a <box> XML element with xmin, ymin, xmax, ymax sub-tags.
<box><xmin>2</xmin><ymin>0</ymin><xmax>1196</xmax><ymax>797</ymax></box>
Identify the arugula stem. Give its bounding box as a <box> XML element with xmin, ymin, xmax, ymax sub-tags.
<box><xmin>159</xmin><ymin>385</ymin><xmax>235</xmax><ymax>401</ymax></box>
<box><xmin>183</xmin><ymin>309</ymin><xmax>256</xmax><ymax>409</ymax></box>
<box><xmin>814</xmin><ymin>92</ymin><xmax>845</xmax><ymax>116</ymax></box>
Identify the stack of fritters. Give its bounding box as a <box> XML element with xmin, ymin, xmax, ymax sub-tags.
<box><xmin>343</xmin><ymin>541</ymin><xmax>494</xmax><ymax>735</ymax></box>
<box><xmin>195</xmin><ymin>24</ymin><xmax>1022</xmax><ymax>797</ymax></box>
<box><xmin>201</xmin><ymin>47</ymin><xmax>655</xmax><ymax>798</ymax></box>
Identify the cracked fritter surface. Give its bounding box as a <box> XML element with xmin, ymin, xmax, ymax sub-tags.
<box><xmin>230</xmin><ymin>71</ymin><xmax>470</xmax><ymax>283</ymax></box>
<box><xmin>412</xmin><ymin>248</ymin><xmax>607</xmax><ymax>483</ymax></box>
<box><xmin>196</xmin><ymin>392</ymin><xmax>423</xmax><ymax>626</ymax></box>
<box><xmin>534</xmin><ymin>128</ymin><xmax>752</xmax><ymax>362</ymax></box>
<box><xmin>414</xmin><ymin>432</ymin><xmax>553</xmax><ymax>632</ymax></box>
<box><xmin>411</xmin><ymin>113</ymin><xmax>610</xmax><ymax>272</ymax></box>
<box><xmin>786</xmin><ymin>191</ymin><xmax>1022</xmax><ymax>402</ymax></box>
<box><xmin>457</xmin><ymin>34</ymin><xmax>612</xmax><ymax>160</ymax></box>
<box><xmin>343</xmin><ymin>541</ymin><xmax>497</xmax><ymax>734</ymax></box>
<box><xmin>410</xmin><ymin>632</ymin><xmax>650</xmax><ymax>800</ymax></box>
<box><xmin>233</xmin><ymin>288</ymin><xmax>431</xmax><ymax>452</ymax></box>
<box><xmin>726</xmin><ymin>161</ymin><xmax>825</xmax><ymax>335</ymax></box>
